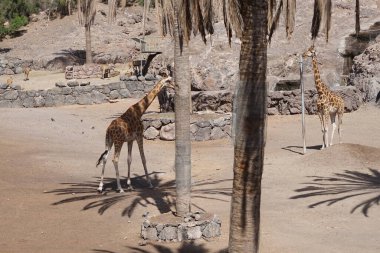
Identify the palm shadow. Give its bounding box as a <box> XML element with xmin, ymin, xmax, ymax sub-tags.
<box><xmin>48</xmin><ymin>173</ymin><xmax>232</xmax><ymax>217</ymax></box>
<box><xmin>291</xmin><ymin>168</ymin><xmax>380</xmax><ymax>216</ymax></box>
<box><xmin>127</xmin><ymin>241</ymin><xmax>228</xmax><ymax>253</ymax></box>
<box><xmin>46</xmin><ymin>49</ymin><xmax>86</xmax><ymax>69</ymax></box>
<box><xmin>282</xmin><ymin>145</ymin><xmax>322</xmax><ymax>155</ymax></box>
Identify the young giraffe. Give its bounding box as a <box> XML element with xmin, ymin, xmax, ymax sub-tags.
<box><xmin>96</xmin><ymin>76</ymin><xmax>173</xmax><ymax>193</ymax></box>
<box><xmin>303</xmin><ymin>45</ymin><xmax>345</xmax><ymax>149</ymax></box>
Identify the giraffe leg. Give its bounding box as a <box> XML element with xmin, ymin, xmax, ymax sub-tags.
<box><xmin>137</xmin><ymin>137</ymin><xmax>153</xmax><ymax>188</ymax></box>
<box><xmin>126</xmin><ymin>141</ymin><xmax>134</xmax><ymax>191</ymax></box>
<box><xmin>324</xmin><ymin>113</ymin><xmax>329</xmax><ymax>148</ymax></box>
<box><xmin>338</xmin><ymin>113</ymin><xmax>343</xmax><ymax>144</ymax></box>
<box><xmin>330</xmin><ymin>113</ymin><xmax>337</xmax><ymax>146</ymax></box>
<box><xmin>319</xmin><ymin>113</ymin><xmax>327</xmax><ymax>149</ymax></box>
<box><xmin>97</xmin><ymin>152</ymin><xmax>108</xmax><ymax>192</ymax></box>
<box><xmin>112</xmin><ymin>142</ymin><xmax>124</xmax><ymax>193</ymax></box>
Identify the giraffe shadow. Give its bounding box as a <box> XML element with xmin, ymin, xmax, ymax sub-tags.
<box><xmin>47</xmin><ymin>173</ymin><xmax>232</xmax><ymax>217</ymax></box>
<box><xmin>282</xmin><ymin>145</ymin><xmax>322</xmax><ymax>155</ymax></box>
<box><xmin>290</xmin><ymin>168</ymin><xmax>380</xmax><ymax>217</ymax></box>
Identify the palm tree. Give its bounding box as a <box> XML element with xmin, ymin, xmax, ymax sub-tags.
<box><xmin>77</xmin><ymin>0</ymin><xmax>97</xmax><ymax>64</ymax></box>
<box><xmin>155</xmin><ymin>0</ymin><xmax>215</xmax><ymax>216</ymax></box>
<box><xmin>225</xmin><ymin>0</ymin><xmax>332</xmax><ymax>251</ymax></box>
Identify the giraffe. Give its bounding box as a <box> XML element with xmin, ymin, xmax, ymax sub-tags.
<box><xmin>303</xmin><ymin>45</ymin><xmax>345</xmax><ymax>149</ymax></box>
<box><xmin>23</xmin><ymin>66</ymin><xmax>31</xmax><ymax>81</ymax></box>
<box><xmin>96</xmin><ymin>76</ymin><xmax>173</xmax><ymax>193</ymax></box>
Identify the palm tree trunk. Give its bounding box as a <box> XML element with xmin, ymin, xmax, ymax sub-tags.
<box><xmin>173</xmin><ymin>1</ymin><xmax>191</xmax><ymax>216</ymax></box>
<box><xmin>228</xmin><ymin>1</ymin><xmax>268</xmax><ymax>252</ymax></box>
<box><xmin>85</xmin><ymin>24</ymin><xmax>93</xmax><ymax>64</ymax></box>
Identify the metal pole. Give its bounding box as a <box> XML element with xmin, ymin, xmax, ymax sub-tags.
<box><xmin>300</xmin><ymin>55</ymin><xmax>306</xmax><ymax>154</ymax></box>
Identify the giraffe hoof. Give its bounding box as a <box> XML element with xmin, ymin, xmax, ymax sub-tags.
<box><xmin>126</xmin><ymin>185</ymin><xmax>134</xmax><ymax>191</ymax></box>
<box><xmin>117</xmin><ymin>188</ymin><xmax>125</xmax><ymax>193</ymax></box>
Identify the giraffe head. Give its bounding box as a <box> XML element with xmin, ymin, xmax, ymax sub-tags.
<box><xmin>302</xmin><ymin>45</ymin><xmax>316</xmax><ymax>58</ymax></box>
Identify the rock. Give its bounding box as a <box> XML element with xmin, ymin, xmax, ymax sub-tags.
<box><xmin>128</xmin><ymin>76</ymin><xmax>138</xmax><ymax>81</ymax></box>
<box><xmin>77</xmin><ymin>94</ymin><xmax>93</xmax><ymax>105</ymax></box>
<box><xmin>10</xmin><ymin>85</ymin><xmax>21</xmax><ymax>90</ymax></box>
<box><xmin>120</xmin><ymin>75</ymin><xmax>128</xmax><ymax>81</ymax></box>
<box><xmin>144</xmin><ymin>127</ymin><xmax>159</xmax><ymax>140</ymax></box>
<box><xmin>67</xmin><ymin>80</ymin><xmax>79</xmax><ymax>87</ymax></box>
<box><xmin>145</xmin><ymin>74</ymin><xmax>155</xmax><ymax>81</ymax></box>
<box><xmin>108</xmin><ymin>82</ymin><xmax>121</xmax><ymax>90</ymax></box>
<box><xmin>138</xmin><ymin>76</ymin><xmax>146</xmax><ymax>81</ymax></box>
<box><xmin>151</xmin><ymin>120</ymin><xmax>162</xmax><ymax>129</ymax></box>
<box><xmin>210</xmin><ymin>127</ymin><xmax>227</xmax><ymax>140</ymax></box>
<box><xmin>91</xmin><ymin>90</ymin><xmax>107</xmax><ymax>104</ymax></box>
<box><xmin>3</xmin><ymin>90</ymin><xmax>18</xmax><ymax>100</ymax></box>
<box><xmin>186</xmin><ymin>226</ymin><xmax>202</xmax><ymax>240</ymax></box>
<box><xmin>158</xmin><ymin>226</ymin><xmax>177</xmax><ymax>241</ymax></box>
<box><xmin>213</xmin><ymin>117</ymin><xmax>226</xmax><ymax>127</ymax></box>
<box><xmin>145</xmin><ymin>227</ymin><xmax>158</xmax><ymax>240</ymax></box>
<box><xmin>15</xmin><ymin>66</ymin><xmax>23</xmax><ymax>74</ymax></box>
<box><xmin>0</xmin><ymin>83</ymin><xmax>8</xmax><ymax>89</ymax></box>
<box><xmin>3</xmin><ymin>68</ymin><xmax>14</xmax><ymax>75</ymax></box>
<box><xmin>202</xmin><ymin>221</ymin><xmax>221</xmax><ymax>238</ymax></box>
<box><xmin>22</xmin><ymin>97</ymin><xmax>35</xmax><ymax>108</ymax></box>
<box><xmin>55</xmin><ymin>81</ymin><xmax>66</xmax><ymax>88</ymax></box>
<box><xmin>109</xmin><ymin>90</ymin><xmax>120</xmax><ymax>100</ymax></box>
<box><xmin>195</xmin><ymin>126</ymin><xmax>211</xmax><ymax>141</ymax></box>
<box><xmin>267</xmin><ymin>107</ymin><xmax>279</xmax><ymax>115</ymax></box>
<box><xmin>119</xmin><ymin>88</ymin><xmax>131</xmax><ymax>98</ymax></box>
<box><xmin>64</xmin><ymin>95</ymin><xmax>76</xmax><ymax>105</ymax></box>
<box><xmin>34</xmin><ymin>96</ymin><xmax>45</xmax><ymax>107</ymax></box>
<box><xmin>196</xmin><ymin>120</ymin><xmax>211</xmax><ymax>128</ymax></box>
<box><xmin>80</xmin><ymin>81</ymin><xmax>90</xmax><ymax>86</ymax></box>
<box><xmin>160</xmin><ymin>123</ymin><xmax>175</xmax><ymax>141</ymax></box>
<box><xmin>61</xmin><ymin>87</ymin><xmax>72</xmax><ymax>95</ymax></box>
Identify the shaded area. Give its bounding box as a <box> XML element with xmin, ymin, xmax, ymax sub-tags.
<box><xmin>46</xmin><ymin>49</ymin><xmax>86</xmax><ymax>70</ymax></box>
<box><xmin>282</xmin><ymin>145</ymin><xmax>322</xmax><ymax>155</ymax></box>
<box><xmin>291</xmin><ymin>168</ymin><xmax>380</xmax><ymax>216</ymax></box>
<box><xmin>127</xmin><ymin>241</ymin><xmax>227</xmax><ymax>253</ymax></box>
<box><xmin>48</xmin><ymin>173</ymin><xmax>231</xmax><ymax>217</ymax></box>
<box><xmin>0</xmin><ymin>48</ymin><xmax>11</xmax><ymax>54</ymax></box>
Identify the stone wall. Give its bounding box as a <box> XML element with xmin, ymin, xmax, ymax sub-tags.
<box><xmin>0</xmin><ymin>80</ymin><xmax>154</xmax><ymax>108</ymax></box>
<box><xmin>0</xmin><ymin>57</ymin><xmax>31</xmax><ymax>75</ymax></box>
<box><xmin>65</xmin><ymin>64</ymin><xmax>120</xmax><ymax>79</ymax></box>
<box><xmin>192</xmin><ymin>86</ymin><xmax>364</xmax><ymax>115</ymax></box>
<box><xmin>141</xmin><ymin>212</ymin><xmax>221</xmax><ymax>242</ymax></box>
<box><xmin>142</xmin><ymin>113</ymin><xmax>232</xmax><ymax>141</ymax></box>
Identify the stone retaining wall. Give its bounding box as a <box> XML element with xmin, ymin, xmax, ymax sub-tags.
<box><xmin>142</xmin><ymin>113</ymin><xmax>232</xmax><ymax>141</ymax></box>
<box><xmin>64</xmin><ymin>64</ymin><xmax>120</xmax><ymax>79</ymax></box>
<box><xmin>141</xmin><ymin>212</ymin><xmax>221</xmax><ymax>242</ymax></box>
<box><xmin>0</xmin><ymin>80</ymin><xmax>154</xmax><ymax>108</ymax></box>
<box><xmin>192</xmin><ymin>86</ymin><xmax>363</xmax><ymax>115</ymax></box>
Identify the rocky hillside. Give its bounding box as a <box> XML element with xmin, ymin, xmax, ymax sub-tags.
<box><xmin>0</xmin><ymin>0</ymin><xmax>379</xmax><ymax>94</ymax></box>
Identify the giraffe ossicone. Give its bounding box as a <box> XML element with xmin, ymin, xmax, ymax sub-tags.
<box><xmin>96</xmin><ymin>76</ymin><xmax>173</xmax><ymax>193</ymax></box>
<box><xmin>302</xmin><ymin>45</ymin><xmax>345</xmax><ymax>149</ymax></box>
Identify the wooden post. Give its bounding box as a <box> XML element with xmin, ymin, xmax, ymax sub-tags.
<box><xmin>300</xmin><ymin>56</ymin><xmax>306</xmax><ymax>154</ymax></box>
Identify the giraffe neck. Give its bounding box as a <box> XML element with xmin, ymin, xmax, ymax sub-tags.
<box><xmin>311</xmin><ymin>56</ymin><xmax>330</xmax><ymax>95</ymax></box>
<box><xmin>127</xmin><ymin>79</ymin><xmax>165</xmax><ymax>118</ymax></box>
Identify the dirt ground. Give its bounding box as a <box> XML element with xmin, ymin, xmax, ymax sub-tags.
<box><xmin>0</xmin><ymin>97</ymin><xmax>379</xmax><ymax>253</ymax></box>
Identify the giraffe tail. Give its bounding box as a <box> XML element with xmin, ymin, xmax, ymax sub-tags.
<box><xmin>96</xmin><ymin>150</ymin><xmax>108</xmax><ymax>167</ymax></box>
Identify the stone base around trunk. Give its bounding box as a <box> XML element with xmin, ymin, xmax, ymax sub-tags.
<box><xmin>141</xmin><ymin>212</ymin><xmax>221</xmax><ymax>242</ymax></box>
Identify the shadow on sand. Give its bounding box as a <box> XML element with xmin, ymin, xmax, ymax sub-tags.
<box><xmin>93</xmin><ymin>241</ymin><xmax>227</xmax><ymax>253</ymax></box>
<box><xmin>282</xmin><ymin>145</ymin><xmax>322</xmax><ymax>155</ymax></box>
<box><xmin>48</xmin><ymin>172</ymin><xmax>232</xmax><ymax>217</ymax></box>
<box><xmin>291</xmin><ymin>168</ymin><xmax>380</xmax><ymax>216</ymax></box>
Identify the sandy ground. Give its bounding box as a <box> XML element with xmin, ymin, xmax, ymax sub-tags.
<box><xmin>0</xmin><ymin>99</ymin><xmax>379</xmax><ymax>253</ymax></box>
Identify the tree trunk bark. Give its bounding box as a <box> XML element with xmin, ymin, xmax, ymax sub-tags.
<box><xmin>173</xmin><ymin>2</ymin><xmax>191</xmax><ymax>217</ymax></box>
<box><xmin>85</xmin><ymin>24</ymin><xmax>93</xmax><ymax>64</ymax></box>
<box><xmin>228</xmin><ymin>1</ymin><xmax>268</xmax><ymax>252</ymax></box>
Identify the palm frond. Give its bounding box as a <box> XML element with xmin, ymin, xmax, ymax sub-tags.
<box><xmin>223</xmin><ymin>0</ymin><xmax>243</xmax><ymax>44</ymax></box>
<box><xmin>77</xmin><ymin>0</ymin><xmax>97</xmax><ymax>26</ymax></box>
<box><xmin>284</xmin><ymin>0</ymin><xmax>296</xmax><ymax>39</ymax></box>
<box><xmin>355</xmin><ymin>0</ymin><xmax>360</xmax><ymax>36</ymax></box>
<box><xmin>108</xmin><ymin>0</ymin><xmax>117</xmax><ymax>23</ymax></box>
<box><xmin>311</xmin><ymin>0</ymin><xmax>332</xmax><ymax>42</ymax></box>
<box><xmin>268</xmin><ymin>0</ymin><xmax>283</xmax><ymax>43</ymax></box>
